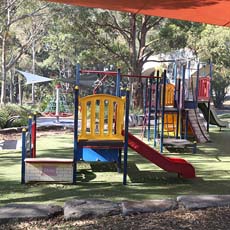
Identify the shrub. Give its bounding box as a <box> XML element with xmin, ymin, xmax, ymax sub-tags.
<box><xmin>0</xmin><ymin>110</ymin><xmax>9</xmax><ymax>129</ymax></box>
<box><xmin>0</xmin><ymin>104</ymin><xmax>30</xmax><ymax>129</ymax></box>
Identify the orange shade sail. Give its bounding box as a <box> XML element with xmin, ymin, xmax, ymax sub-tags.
<box><xmin>46</xmin><ymin>0</ymin><xmax>230</xmax><ymax>27</ymax></box>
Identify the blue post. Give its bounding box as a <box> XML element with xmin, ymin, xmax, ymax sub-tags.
<box><xmin>195</xmin><ymin>62</ymin><xmax>200</xmax><ymax>108</ymax></box>
<box><xmin>181</xmin><ymin>65</ymin><xmax>186</xmax><ymax>109</ymax></box>
<box><xmin>143</xmin><ymin>79</ymin><xmax>147</xmax><ymax>137</ymax></box>
<box><xmin>173</xmin><ymin>63</ymin><xmax>177</xmax><ymax>105</ymax></box>
<box><xmin>33</xmin><ymin>113</ymin><xmax>37</xmax><ymax>157</ymax></box>
<box><xmin>176</xmin><ymin>78</ymin><xmax>181</xmax><ymax>139</ymax></box>
<box><xmin>160</xmin><ymin>70</ymin><xmax>167</xmax><ymax>153</ymax></box>
<box><xmin>154</xmin><ymin>71</ymin><xmax>160</xmax><ymax>147</ymax></box>
<box><xmin>147</xmin><ymin>78</ymin><xmax>152</xmax><ymax>141</ymax></box>
<box><xmin>116</xmin><ymin>68</ymin><xmax>121</xmax><ymax>97</ymax></box>
<box><xmin>187</xmin><ymin>61</ymin><xmax>191</xmax><ymax>101</ymax></box>
<box><xmin>73</xmin><ymin>85</ymin><xmax>79</xmax><ymax>184</ymax></box>
<box><xmin>76</xmin><ymin>63</ymin><xmax>81</xmax><ymax>85</ymax></box>
<box><xmin>181</xmin><ymin>65</ymin><xmax>186</xmax><ymax>138</ymax></box>
<box><xmin>21</xmin><ymin>128</ymin><xmax>27</xmax><ymax>184</ymax></box>
<box><xmin>123</xmin><ymin>89</ymin><xmax>130</xmax><ymax>185</ymax></box>
<box><xmin>185</xmin><ymin>110</ymin><xmax>189</xmax><ymax>140</ymax></box>
<box><xmin>28</xmin><ymin>116</ymin><xmax>32</xmax><ymax>158</ymax></box>
<box><xmin>207</xmin><ymin>61</ymin><xmax>212</xmax><ymax>132</ymax></box>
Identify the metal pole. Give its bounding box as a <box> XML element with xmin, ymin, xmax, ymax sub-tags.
<box><xmin>143</xmin><ymin>79</ymin><xmax>147</xmax><ymax>137</ymax></box>
<box><xmin>181</xmin><ymin>65</ymin><xmax>186</xmax><ymax>138</ymax></box>
<box><xmin>76</xmin><ymin>63</ymin><xmax>81</xmax><ymax>85</ymax></box>
<box><xmin>154</xmin><ymin>71</ymin><xmax>160</xmax><ymax>147</ymax></box>
<box><xmin>185</xmin><ymin>110</ymin><xmax>189</xmax><ymax>140</ymax></box>
<box><xmin>55</xmin><ymin>84</ymin><xmax>61</xmax><ymax>123</ymax></box>
<box><xmin>116</xmin><ymin>69</ymin><xmax>121</xmax><ymax>97</ymax></box>
<box><xmin>195</xmin><ymin>62</ymin><xmax>200</xmax><ymax>108</ymax></box>
<box><xmin>21</xmin><ymin>128</ymin><xmax>27</xmax><ymax>184</ymax></box>
<box><xmin>32</xmin><ymin>113</ymin><xmax>37</xmax><ymax>158</ymax></box>
<box><xmin>28</xmin><ymin>116</ymin><xmax>32</xmax><ymax>158</ymax></box>
<box><xmin>123</xmin><ymin>89</ymin><xmax>130</xmax><ymax>185</ymax></box>
<box><xmin>147</xmin><ymin>79</ymin><xmax>152</xmax><ymax>141</ymax></box>
<box><xmin>160</xmin><ymin>70</ymin><xmax>167</xmax><ymax>153</ymax></box>
<box><xmin>173</xmin><ymin>63</ymin><xmax>177</xmax><ymax>105</ymax></box>
<box><xmin>176</xmin><ymin>78</ymin><xmax>181</xmax><ymax>138</ymax></box>
<box><xmin>187</xmin><ymin>61</ymin><xmax>191</xmax><ymax>101</ymax></box>
<box><xmin>207</xmin><ymin>61</ymin><xmax>212</xmax><ymax>132</ymax></box>
<box><xmin>73</xmin><ymin>85</ymin><xmax>79</xmax><ymax>185</ymax></box>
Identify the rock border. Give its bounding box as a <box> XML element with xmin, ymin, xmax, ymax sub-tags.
<box><xmin>1</xmin><ymin>195</ymin><xmax>230</xmax><ymax>224</ymax></box>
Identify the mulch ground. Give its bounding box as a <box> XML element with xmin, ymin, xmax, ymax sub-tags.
<box><xmin>1</xmin><ymin>206</ymin><xmax>230</xmax><ymax>230</ymax></box>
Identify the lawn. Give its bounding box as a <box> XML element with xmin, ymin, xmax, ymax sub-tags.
<box><xmin>0</xmin><ymin>123</ymin><xmax>229</xmax><ymax>206</ymax></box>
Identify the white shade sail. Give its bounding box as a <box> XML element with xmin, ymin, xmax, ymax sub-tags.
<box><xmin>16</xmin><ymin>70</ymin><xmax>53</xmax><ymax>85</ymax></box>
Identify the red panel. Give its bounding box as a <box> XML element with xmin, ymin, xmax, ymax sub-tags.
<box><xmin>46</xmin><ymin>0</ymin><xmax>230</xmax><ymax>27</ymax></box>
<box><xmin>31</xmin><ymin>123</ymin><xmax>36</xmax><ymax>158</ymax></box>
<box><xmin>198</xmin><ymin>77</ymin><xmax>210</xmax><ymax>101</ymax></box>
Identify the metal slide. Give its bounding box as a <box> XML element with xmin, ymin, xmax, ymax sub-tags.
<box><xmin>188</xmin><ymin>109</ymin><xmax>211</xmax><ymax>143</ymax></box>
<box><xmin>198</xmin><ymin>103</ymin><xmax>228</xmax><ymax>128</ymax></box>
<box><xmin>126</xmin><ymin>132</ymin><xmax>195</xmax><ymax>178</ymax></box>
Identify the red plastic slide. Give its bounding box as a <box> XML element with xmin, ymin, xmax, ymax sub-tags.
<box><xmin>126</xmin><ymin>132</ymin><xmax>195</xmax><ymax>178</ymax></box>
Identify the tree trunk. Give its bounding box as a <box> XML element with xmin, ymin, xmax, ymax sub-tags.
<box><xmin>9</xmin><ymin>67</ymin><xmax>15</xmax><ymax>103</ymax></box>
<box><xmin>1</xmin><ymin>36</ymin><xmax>7</xmax><ymax>104</ymax></box>
<box><xmin>19</xmin><ymin>79</ymin><xmax>23</xmax><ymax>106</ymax></box>
<box><xmin>32</xmin><ymin>40</ymin><xmax>36</xmax><ymax>104</ymax></box>
<box><xmin>15</xmin><ymin>75</ymin><xmax>19</xmax><ymax>103</ymax></box>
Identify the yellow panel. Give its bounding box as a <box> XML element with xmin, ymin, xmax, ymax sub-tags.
<box><xmin>78</xmin><ymin>94</ymin><xmax>125</xmax><ymax>141</ymax></box>
<box><xmin>107</xmin><ymin>100</ymin><xmax>113</xmax><ymax>137</ymax></box>
<box><xmin>99</xmin><ymin>100</ymin><xmax>105</xmax><ymax>136</ymax></box>
<box><xmin>161</xmin><ymin>83</ymin><xmax>175</xmax><ymax>106</ymax></box>
<box><xmin>81</xmin><ymin>100</ymin><xmax>87</xmax><ymax>137</ymax></box>
<box><xmin>90</xmin><ymin>98</ymin><xmax>96</xmax><ymax>136</ymax></box>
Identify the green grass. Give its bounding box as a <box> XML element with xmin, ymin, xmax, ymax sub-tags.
<box><xmin>218</xmin><ymin>113</ymin><xmax>230</xmax><ymax>119</ymax></box>
<box><xmin>0</xmin><ymin>126</ymin><xmax>230</xmax><ymax>206</ymax></box>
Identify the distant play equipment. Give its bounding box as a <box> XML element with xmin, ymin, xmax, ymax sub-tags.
<box><xmin>43</xmin><ymin>83</ymin><xmax>73</xmax><ymax>119</ymax></box>
<box><xmin>141</xmin><ymin>60</ymin><xmax>228</xmax><ymax>155</ymax></box>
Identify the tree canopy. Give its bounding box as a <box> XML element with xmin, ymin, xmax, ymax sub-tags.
<box><xmin>0</xmin><ymin>1</ymin><xmax>229</xmax><ymax>108</ymax></box>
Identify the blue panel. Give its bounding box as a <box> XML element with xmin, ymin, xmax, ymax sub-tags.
<box><xmin>184</xmin><ymin>101</ymin><xmax>197</xmax><ymax>109</ymax></box>
<box><xmin>81</xmin><ymin>148</ymin><xmax>119</xmax><ymax>162</ymax></box>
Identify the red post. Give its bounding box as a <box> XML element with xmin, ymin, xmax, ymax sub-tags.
<box><xmin>31</xmin><ymin>113</ymin><xmax>37</xmax><ymax>158</ymax></box>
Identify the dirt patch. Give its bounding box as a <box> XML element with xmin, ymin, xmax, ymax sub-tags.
<box><xmin>1</xmin><ymin>206</ymin><xmax>230</xmax><ymax>230</ymax></box>
<box><xmin>0</xmin><ymin>128</ymin><xmax>73</xmax><ymax>141</ymax></box>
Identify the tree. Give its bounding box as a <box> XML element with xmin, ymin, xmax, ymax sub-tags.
<box><xmin>212</xmin><ymin>69</ymin><xmax>230</xmax><ymax>108</ymax></box>
<box><xmin>0</xmin><ymin>0</ymin><xmax>49</xmax><ymax>104</ymax></box>
<box><xmin>68</xmin><ymin>9</ymin><xmax>164</xmax><ymax>108</ymax></box>
<box><xmin>196</xmin><ymin>25</ymin><xmax>230</xmax><ymax>107</ymax></box>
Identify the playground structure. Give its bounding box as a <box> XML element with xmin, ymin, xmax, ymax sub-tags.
<box><xmin>21</xmin><ymin>65</ymin><xmax>196</xmax><ymax>185</ymax></box>
<box><xmin>22</xmin><ymin>59</ymin><xmax>229</xmax><ymax>184</ymax></box>
<box><xmin>74</xmin><ymin>66</ymin><xmax>195</xmax><ymax>182</ymax></box>
<box><xmin>141</xmin><ymin>60</ymin><xmax>229</xmax><ymax>154</ymax></box>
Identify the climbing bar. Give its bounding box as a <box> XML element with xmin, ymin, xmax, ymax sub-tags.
<box><xmin>80</xmin><ymin>70</ymin><xmax>117</xmax><ymax>75</ymax></box>
<box><xmin>80</xmin><ymin>69</ymin><xmax>161</xmax><ymax>79</ymax></box>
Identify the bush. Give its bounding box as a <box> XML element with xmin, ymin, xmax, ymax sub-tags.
<box><xmin>0</xmin><ymin>110</ymin><xmax>9</xmax><ymax>129</ymax></box>
<box><xmin>0</xmin><ymin>104</ymin><xmax>30</xmax><ymax>129</ymax></box>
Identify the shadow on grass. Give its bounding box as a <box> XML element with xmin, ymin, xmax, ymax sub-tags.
<box><xmin>90</xmin><ymin>162</ymin><xmax>118</xmax><ymax>172</ymax></box>
<box><xmin>1</xmin><ymin>175</ymin><xmax>230</xmax><ymax>206</ymax></box>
